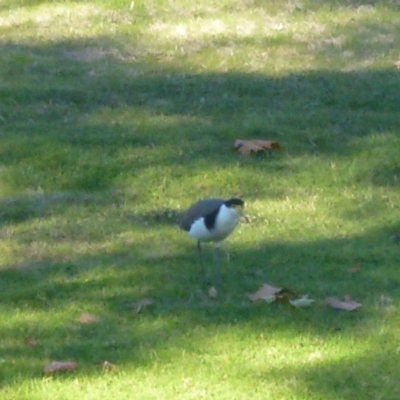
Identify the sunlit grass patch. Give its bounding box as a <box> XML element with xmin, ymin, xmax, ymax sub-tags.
<box><xmin>0</xmin><ymin>3</ymin><xmax>126</xmax><ymax>42</ymax></box>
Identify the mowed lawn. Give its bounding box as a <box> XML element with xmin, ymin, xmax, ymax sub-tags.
<box><xmin>0</xmin><ymin>0</ymin><xmax>400</xmax><ymax>399</ymax></box>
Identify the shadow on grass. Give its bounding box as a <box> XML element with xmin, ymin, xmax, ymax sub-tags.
<box><xmin>0</xmin><ymin>221</ymin><xmax>399</xmax><ymax>389</ymax></box>
<box><xmin>0</xmin><ymin>32</ymin><xmax>399</xmax><ymax>200</ymax></box>
<box><xmin>0</xmin><ymin>190</ymin><xmax>135</xmax><ymax>226</ymax></box>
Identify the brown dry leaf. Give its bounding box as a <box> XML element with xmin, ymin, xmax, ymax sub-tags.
<box><xmin>24</xmin><ymin>337</ymin><xmax>37</xmax><ymax>346</ymax></box>
<box><xmin>326</xmin><ymin>295</ymin><xmax>362</xmax><ymax>311</ymax></box>
<box><xmin>208</xmin><ymin>286</ymin><xmax>218</xmax><ymax>299</ymax></box>
<box><xmin>289</xmin><ymin>295</ymin><xmax>315</xmax><ymax>308</ymax></box>
<box><xmin>234</xmin><ymin>139</ymin><xmax>282</xmax><ymax>156</ymax></box>
<box><xmin>102</xmin><ymin>361</ymin><xmax>116</xmax><ymax>371</ymax></box>
<box><xmin>134</xmin><ymin>298</ymin><xmax>153</xmax><ymax>313</ymax></box>
<box><xmin>43</xmin><ymin>361</ymin><xmax>77</xmax><ymax>375</ymax></box>
<box><xmin>78</xmin><ymin>313</ymin><xmax>100</xmax><ymax>324</ymax></box>
<box><xmin>247</xmin><ymin>283</ymin><xmax>283</xmax><ymax>302</ymax></box>
<box><xmin>349</xmin><ymin>264</ymin><xmax>361</xmax><ymax>273</ymax></box>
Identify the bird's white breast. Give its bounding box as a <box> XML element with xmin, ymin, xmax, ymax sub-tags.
<box><xmin>188</xmin><ymin>204</ymin><xmax>240</xmax><ymax>242</ymax></box>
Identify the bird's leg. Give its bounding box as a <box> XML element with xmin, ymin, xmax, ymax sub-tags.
<box><xmin>197</xmin><ymin>240</ymin><xmax>206</xmax><ymax>283</ymax></box>
<box><xmin>213</xmin><ymin>242</ymin><xmax>221</xmax><ymax>288</ymax></box>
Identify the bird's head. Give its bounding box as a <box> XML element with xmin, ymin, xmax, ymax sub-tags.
<box><xmin>224</xmin><ymin>198</ymin><xmax>244</xmax><ymax>213</ymax></box>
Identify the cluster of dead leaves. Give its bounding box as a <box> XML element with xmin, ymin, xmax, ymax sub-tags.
<box><xmin>247</xmin><ymin>283</ymin><xmax>315</xmax><ymax>308</ymax></box>
<box><xmin>30</xmin><ymin>270</ymin><xmax>365</xmax><ymax>377</ymax></box>
<box><xmin>208</xmin><ymin>283</ymin><xmax>361</xmax><ymax>312</ymax></box>
<box><xmin>234</xmin><ymin>139</ymin><xmax>282</xmax><ymax>156</ymax></box>
<box><xmin>247</xmin><ymin>282</ymin><xmax>362</xmax><ymax>312</ymax></box>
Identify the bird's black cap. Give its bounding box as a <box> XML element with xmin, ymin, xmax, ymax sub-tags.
<box><xmin>224</xmin><ymin>198</ymin><xmax>244</xmax><ymax>208</ymax></box>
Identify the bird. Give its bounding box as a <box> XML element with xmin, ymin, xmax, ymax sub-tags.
<box><xmin>180</xmin><ymin>197</ymin><xmax>244</xmax><ymax>286</ymax></box>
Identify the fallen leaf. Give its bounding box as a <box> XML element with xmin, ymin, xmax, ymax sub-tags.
<box><xmin>24</xmin><ymin>337</ymin><xmax>37</xmax><ymax>346</ymax></box>
<box><xmin>78</xmin><ymin>313</ymin><xmax>100</xmax><ymax>324</ymax></box>
<box><xmin>208</xmin><ymin>286</ymin><xmax>218</xmax><ymax>299</ymax></box>
<box><xmin>290</xmin><ymin>295</ymin><xmax>315</xmax><ymax>308</ymax></box>
<box><xmin>349</xmin><ymin>264</ymin><xmax>360</xmax><ymax>273</ymax></box>
<box><xmin>134</xmin><ymin>298</ymin><xmax>153</xmax><ymax>313</ymax></box>
<box><xmin>102</xmin><ymin>361</ymin><xmax>116</xmax><ymax>371</ymax></box>
<box><xmin>263</xmin><ymin>295</ymin><xmax>278</xmax><ymax>304</ymax></box>
<box><xmin>234</xmin><ymin>139</ymin><xmax>282</xmax><ymax>156</ymax></box>
<box><xmin>247</xmin><ymin>283</ymin><xmax>283</xmax><ymax>302</ymax></box>
<box><xmin>326</xmin><ymin>295</ymin><xmax>362</xmax><ymax>311</ymax></box>
<box><xmin>43</xmin><ymin>361</ymin><xmax>77</xmax><ymax>374</ymax></box>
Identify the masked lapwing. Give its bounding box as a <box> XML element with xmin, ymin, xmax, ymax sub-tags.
<box><xmin>180</xmin><ymin>197</ymin><xmax>244</xmax><ymax>286</ymax></box>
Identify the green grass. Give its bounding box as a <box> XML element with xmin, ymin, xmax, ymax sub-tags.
<box><xmin>0</xmin><ymin>0</ymin><xmax>400</xmax><ymax>398</ymax></box>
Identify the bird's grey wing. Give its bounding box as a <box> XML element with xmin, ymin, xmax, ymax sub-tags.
<box><xmin>180</xmin><ymin>198</ymin><xmax>224</xmax><ymax>231</ymax></box>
